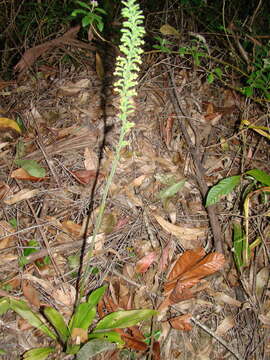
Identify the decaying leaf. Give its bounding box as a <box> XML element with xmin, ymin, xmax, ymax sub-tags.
<box><xmin>22</xmin><ymin>280</ymin><xmax>40</xmax><ymax>308</ymax></box>
<box><xmin>11</xmin><ymin>168</ymin><xmax>46</xmax><ymax>182</ymax></box>
<box><xmin>160</xmin><ymin>24</ymin><xmax>181</xmax><ymax>37</ymax></box>
<box><xmin>0</xmin><ymin>117</ymin><xmax>21</xmax><ymax>141</ymax></box>
<box><xmin>135</xmin><ymin>251</ymin><xmax>158</xmax><ymax>273</ymax></box>
<box><xmin>4</xmin><ymin>189</ymin><xmax>40</xmax><ymax>205</ymax></box>
<box><xmin>160</xmin><ymin>248</ymin><xmax>225</xmax><ymax>309</ymax></box>
<box><xmin>169</xmin><ymin>313</ymin><xmax>193</xmax><ymax>331</ymax></box>
<box><xmin>153</xmin><ymin>214</ymin><xmax>206</xmax><ymax>248</ymax></box>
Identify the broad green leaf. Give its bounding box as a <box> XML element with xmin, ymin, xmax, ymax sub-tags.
<box><xmin>0</xmin><ymin>298</ymin><xmax>9</xmax><ymax>316</ymax></box>
<box><xmin>69</xmin><ymin>303</ymin><xmax>96</xmax><ymax>332</ymax></box>
<box><xmin>205</xmin><ymin>175</ymin><xmax>241</xmax><ymax>206</ymax></box>
<box><xmin>43</xmin><ymin>307</ymin><xmax>69</xmax><ymax>343</ymax></box>
<box><xmin>88</xmin><ymin>331</ymin><xmax>124</xmax><ymax>346</ymax></box>
<box><xmin>15</xmin><ymin>159</ymin><xmax>46</xmax><ymax>178</ymax></box>
<box><xmin>157</xmin><ymin>179</ymin><xmax>185</xmax><ymax>200</ymax></box>
<box><xmin>246</xmin><ymin>169</ymin><xmax>270</xmax><ymax>186</ymax></box>
<box><xmin>0</xmin><ymin>349</ymin><xmax>6</xmax><ymax>355</ymax></box>
<box><xmin>9</xmin><ymin>299</ymin><xmax>57</xmax><ymax>340</ymax></box>
<box><xmin>76</xmin><ymin>339</ymin><xmax>116</xmax><ymax>360</ymax></box>
<box><xmin>23</xmin><ymin>347</ymin><xmax>55</xmax><ymax>360</ymax></box>
<box><xmin>87</xmin><ymin>285</ymin><xmax>107</xmax><ymax>308</ymax></box>
<box><xmin>95</xmin><ymin>309</ymin><xmax>157</xmax><ymax>331</ymax></box>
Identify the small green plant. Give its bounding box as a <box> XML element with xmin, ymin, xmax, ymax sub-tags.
<box><xmin>0</xmin><ymin>285</ymin><xmax>157</xmax><ymax>359</ymax></box>
<box><xmin>205</xmin><ymin>169</ymin><xmax>270</xmax><ymax>270</ymax></box>
<box><xmin>71</xmin><ymin>0</ymin><xmax>107</xmax><ymax>32</ymax></box>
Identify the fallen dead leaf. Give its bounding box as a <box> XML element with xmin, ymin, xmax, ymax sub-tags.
<box><xmin>153</xmin><ymin>214</ymin><xmax>206</xmax><ymax>248</ymax></box>
<box><xmin>22</xmin><ymin>280</ymin><xmax>40</xmax><ymax>308</ymax></box>
<box><xmin>4</xmin><ymin>189</ymin><xmax>40</xmax><ymax>205</ymax></box>
<box><xmin>215</xmin><ymin>315</ymin><xmax>235</xmax><ymax>336</ymax></box>
<box><xmin>135</xmin><ymin>251</ymin><xmax>158</xmax><ymax>273</ymax></box>
<box><xmin>11</xmin><ymin>168</ymin><xmax>46</xmax><ymax>182</ymax></box>
<box><xmin>169</xmin><ymin>313</ymin><xmax>193</xmax><ymax>331</ymax></box>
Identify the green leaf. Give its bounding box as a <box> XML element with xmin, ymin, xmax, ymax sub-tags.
<box><xmin>95</xmin><ymin>309</ymin><xmax>157</xmax><ymax>331</ymax></box>
<box><xmin>76</xmin><ymin>0</ymin><xmax>91</xmax><ymax>10</ymax></box>
<box><xmin>9</xmin><ymin>299</ymin><xmax>57</xmax><ymax>340</ymax></box>
<box><xmin>43</xmin><ymin>307</ymin><xmax>69</xmax><ymax>343</ymax></box>
<box><xmin>233</xmin><ymin>223</ymin><xmax>244</xmax><ymax>270</ymax></box>
<box><xmin>0</xmin><ymin>298</ymin><xmax>9</xmax><ymax>316</ymax></box>
<box><xmin>246</xmin><ymin>169</ymin><xmax>270</xmax><ymax>186</ymax></box>
<box><xmin>76</xmin><ymin>339</ymin><xmax>116</xmax><ymax>360</ymax></box>
<box><xmin>157</xmin><ymin>179</ymin><xmax>185</xmax><ymax>200</ymax></box>
<box><xmin>88</xmin><ymin>331</ymin><xmax>124</xmax><ymax>346</ymax></box>
<box><xmin>205</xmin><ymin>175</ymin><xmax>241</xmax><ymax>206</ymax></box>
<box><xmin>71</xmin><ymin>9</ymin><xmax>88</xmax><ymax>16</ymax></box>
<box><xmin>0</xmin><ymin>349</ymin><xmax>6</xmax><ymax>355</ymax></box>
<box><xmin>69</xmin><ymin>303</ymin><xmax>96</xmax><ymax>332</ymax></box>
<box><xmin>15</xmin><ymin>159</ymin><xmax>46</xmax><ymax>178</ymax></box>
<box><xmin>23</xmin><ymin>347</ymin><xmax>55</xmax><ymax>360</ymax></box>
<box><xmin>207</xmin><ymin>73</ymin><xmax>215</xmax><ymax>84</ymax></box>
<box><xmin>87</xmin><ymin>285</ymin><xmax>107</xmax><ymax>308</ymax></box>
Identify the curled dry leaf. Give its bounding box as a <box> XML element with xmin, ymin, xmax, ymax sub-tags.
<box><xmin>161</xmin><ymin>248</ymin><xmax>225</xmax><ymax>308</ymax></box>
<box><xmin>70</xmin><ymin>170</ymin><xmax>103</xmax><ymax>185</ymax></box>
<box><xmin>135</xmin><ymin>251</ymin><xmax>158</xmax><ymax>273</ymax></box>
<box><xmin>215</xmin><ymin>316</ymin><xmax>235</xmax><ymax>336</ymax></box>
<box><xmin>153</xmin><ymin>214</ymin><xmax>206</xmax><ymax>248</ymax></box>
<box><xmin>22</xmin><ymin>280</ymin><xmax>40</xmax><ymax>308</ymax></box>
<box><xmin>3</xmin><ymin>189</ymin><xmax>40</xmax><ymax>205</ymax></box>
<box><xmin>165</xmin><ymin>250</ymin><xmax>225</xmax><ymax>293</ymax></box>
<box><xmin>169</xmin><ymin>313</ymin><xmax>193</xmax><ymax>331</ymax></box>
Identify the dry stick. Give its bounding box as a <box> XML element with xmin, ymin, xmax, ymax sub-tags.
<box><xmin>166</xmin><ymin>66</ymin><xmax>224</xmax><ymax>253</ymax></box>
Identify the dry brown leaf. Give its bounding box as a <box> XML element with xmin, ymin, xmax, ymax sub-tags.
<box><xmin>167</xmin><ymin>248</ymin><xmax>205</xmax><ymax>284</ymax></box>
<box><xmin>22</xmin><ymin>280</ymin><xmax>40</xmax><ymax>308</ymax></box>
<box><xmin>84</xmin><ymin>147</ymin><xmax>98</xmax><ymax>171</ymax></box>
<box><xmin>70</xmin><ymin>169</ymin><xmax>103</xmax><ymax>185</ymax></box>
<box><xmin>215</xmin><ymin>316</ymin><xmax>235</xmax><ymax>336</ymax></box>
<box><xmin>119</xmin><ymin>333</ymin><xmax>148</xmax><ymax>351</ymax></box>
<box><xmin>4</xmin><ymin>189</ymin><xmax>40</xmax><ymax>205</ymax></box>
<box><xmin>0</xmin><ymin>221</ymin><xmax>16</xmax><ymax>250</ymax></box>
<box><xmin>71</xmin><ymin>328</ymin><xmax>88</xmax><ymax>344</ymax></box>
<box><xmin>153</xmin><ymin>214</ymin><xmax>205</xmax><ymax>247</ymax></box>
<box><xmin>62</xmin><ymin>220</ymin><xmax>82</xmax><ymax>237</ymax></box>
<box><xmin>169</xmin><ymin>313</ymin><xmax>193</xmax><ymax>331</ymax></box>
<box><xmin>135</xmin><ymin>251</ymin><xmax>158</xmax><ymax>273</ymax></box>
<box><xmin>96</xmin><ymin>52</ymin><xmax>104</xmax><ymax>80</ymax></box>
<box><xmin>14</xmin><ymin>25</ymin><xmax>80</xmax><ymax>76</ymax></box>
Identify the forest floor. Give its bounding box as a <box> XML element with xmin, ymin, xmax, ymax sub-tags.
<box><xmin>0</xmin><ymin>23</ymin><xmax>270</xmax><ymax>360</ymax></box>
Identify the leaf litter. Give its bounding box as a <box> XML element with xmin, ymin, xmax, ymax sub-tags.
<box><xmin>0</xmin><ymin>17</ymin><xmax>269</xmax><ymax>360</ymax></box>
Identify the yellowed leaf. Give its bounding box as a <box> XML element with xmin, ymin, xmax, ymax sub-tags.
<box><xmin>160</xmin><ymin>24</ymin><xmax>181</xmax><ymax>37</ymax></box>
<box><xmin>0</xmin><ymin>117</ymin><xmax>21</xmax><ymax>133</ymax></box>
<box><xmin>4</xmin><ymin>189</ymin><xmax>40</xmax><ymax>205</ymax></box>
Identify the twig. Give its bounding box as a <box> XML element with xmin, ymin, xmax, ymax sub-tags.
<box><xmin>190</xmin><ymin>316</ymin><xmax>244</xmax><ymax>360</ymax></box>
<box><xmin>166</xmin><ymin>65</ymin><xmax>224</xmax><ymax>254</ymax></box>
